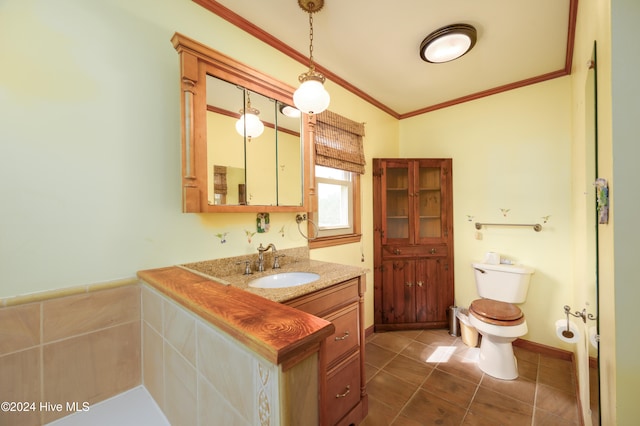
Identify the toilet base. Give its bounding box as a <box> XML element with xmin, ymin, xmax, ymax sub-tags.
<box><xmin>477</xmin><ymin>336</ymin><xmax>518</xmax><ymax>380</ymax></box>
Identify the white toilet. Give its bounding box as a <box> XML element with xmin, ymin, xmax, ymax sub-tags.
<box><xmin>468</xmin><ymin>262</ymin><xmax>534</xmax><ymax>380</ymax></box>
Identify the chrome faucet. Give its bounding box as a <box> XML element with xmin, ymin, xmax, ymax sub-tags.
<box><xmin>256</xmin><ymin>243</ymin><xmax>279</xmax><ymax>271</ymax></box>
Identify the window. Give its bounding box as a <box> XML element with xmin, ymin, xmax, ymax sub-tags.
<box><xmin>309</xmin><ymin>110</ymin><xmax>364</xmax><ymax>249</ymax></box>
<box><xmin>316</xmin><ymin>166</ymin><xmax>354</xmax><ymax>237</ymax></box>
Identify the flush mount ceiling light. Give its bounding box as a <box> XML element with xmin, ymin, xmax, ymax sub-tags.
<box><xmin>420</xmin><ymin>23</ymin><xmax>477</xmax><ymax>63</ymax></box>
<box><xmin>279</xmin><ymin>104</ymin><xmax>301</xmax><ymax>118</ymax></box>
<box><xmin>293</xmin><ymin>0</ymin><xmax>330</xmax><ymax>115</ymax></box>
<box><xmin>235</xmin><ymin>91</ymin><xmax>264</xmax><ymax>141</ymax></box>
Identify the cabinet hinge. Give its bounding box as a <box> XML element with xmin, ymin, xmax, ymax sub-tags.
<box><xmin>373</xmin><ymin>168</ymin><xmax>384</xmax><ymax>177</ymax></box>
<box><xmin>444</xmin><ymin>263</ymin><xmax>449</xmax><ymax>271</ymax></box>
<box><xmin>444</xmin><ymin>229</ymin><xmax>448</xmax><ymax>237</ymax></box>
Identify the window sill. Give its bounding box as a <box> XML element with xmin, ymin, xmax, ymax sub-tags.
<box><xmin>309</xmin><ymin>233</ymin><xmax>362</xmax><ymax>249</ymax></box>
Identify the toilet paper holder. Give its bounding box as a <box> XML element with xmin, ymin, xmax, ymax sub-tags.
<box><xmin>562</xmin><ymin>305</ymin><xmax>597</xmax><ymax>339</ymax></box>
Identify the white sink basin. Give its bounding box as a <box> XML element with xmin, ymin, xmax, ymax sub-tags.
<box><xmin>248</xmin><ymin>272</ymin><xmax>320</xmax><ymax>289</ymax></box>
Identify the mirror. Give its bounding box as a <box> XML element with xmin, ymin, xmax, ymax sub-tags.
<box><xmin>585</xmin><ymin>41</ymin><xmax>600</xmax><ymax>425</ymax></box>
<box><xmin>172</xmin><ymin>32</ymin><xmax>311</xmax><ymax>213</ymax></box>
<box><xmin>206</xmin><ymin>76</ymin><xmax>302</xmax><ymax>206</ymax></box>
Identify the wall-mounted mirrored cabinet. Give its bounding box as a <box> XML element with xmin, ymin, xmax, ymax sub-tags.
<box><xmin>172</xmin><ymin>33</ymin><xmax>312</xmax><ymax>212</ymax></box>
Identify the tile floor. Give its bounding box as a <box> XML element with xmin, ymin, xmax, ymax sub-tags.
<box><xmin>360</xmin><ymin>329</ymin><xmax>582</xmax><ymax>426</ymax></box>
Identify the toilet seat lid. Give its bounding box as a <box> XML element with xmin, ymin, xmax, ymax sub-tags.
<box><xmin>470</xmin><ymin>299</ymin><xmax>524</xmax><ymax>325</ymax></box>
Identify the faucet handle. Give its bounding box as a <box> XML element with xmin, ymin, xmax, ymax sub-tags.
<box><xmin>235</xmin><ymin>260</ymin><xmax>252</xmax><ymax>275</ymax></box>
<box><xmin>272</xmin><ymin>254</ymin><xmax>285</xmax><ymax>269</ymax></box>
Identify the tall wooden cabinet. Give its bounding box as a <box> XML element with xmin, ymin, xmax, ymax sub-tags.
<box><xmin>373</xmin><ymin>158</ymin><xmax>454</xmax><ymax>330</ymax></box>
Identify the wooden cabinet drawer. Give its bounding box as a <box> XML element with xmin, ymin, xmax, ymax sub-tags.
<box><xmin>325</xmin><ymin>304</ymin><xmax>359</xmax><ymax>364</ymax></box>
<box><xmin>287</xmin><ymin>278</ymin><xmax>359</xmax><ymax>317</ymax></box>
<box><xmin>326</xmin><ymin>352</ymin><xmax>361</xmax><ymax>426</ymax></box>
<box><xmin>382</xmin><ymin>244</ymin><xmax>447</xmax><ymax>258</ymax></box>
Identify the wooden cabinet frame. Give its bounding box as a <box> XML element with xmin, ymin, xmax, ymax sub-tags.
<box><xmin>373</xmin><ymin>158</ymin><xmax>454</xmax><ymax>330</ymax></box>
<box><xmin>172</xmin><ymin>32</ymin><xmax>313</xmax><ymax>213</ymax></box>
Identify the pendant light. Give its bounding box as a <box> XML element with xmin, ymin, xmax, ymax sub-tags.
<box><xmin>235</xmin><ymin>91</ymin><xmax>264</xmax><ymax>141</ymax></box>
<box><xmin>420</xmin><ymin>24</ymin><xmax>477</xmax><ymax>63</ymax></box>
<box><xmin>293</xmin><ymin>0</ymin><xmax>330</xmax><ymax>115</ymax></box>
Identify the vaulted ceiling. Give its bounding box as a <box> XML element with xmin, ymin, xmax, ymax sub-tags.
<box><xmin>194</xmin><ymin>0</ymin><xmax>577</xmax><ymax>119</ymax></box>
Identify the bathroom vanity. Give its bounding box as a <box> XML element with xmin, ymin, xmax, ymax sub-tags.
<box><xmin>138</xmin><ymin>249</ymin><xmax>367</xmax><ymax>426</ymax></box>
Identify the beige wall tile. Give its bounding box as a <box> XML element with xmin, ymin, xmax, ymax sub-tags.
<box><xmin>164</xmin><ymin>299</ymin><xmax>196</xmax><ymax>366</ymax></box>
<box><xmin>142</xmin><ymin>286</ymin><xmax>163</xmax><ymax>334</ymax></box>
<box><xmin>196</xmin><ymin>322</ymin><xmax>255</xmax><ymax>419</ymax></box>
<box><xmin>143</xmin><ymin>322</ymin><xmax>164</xmax><ymax>412</ymax></box>
<box><xmin>198</xmin><ymin>376</ymin><xmax>251</xmax><ymax>426</ymax></box>
<box><xmin>43</xmin><ymin>286</ymin><xmax>140</xmax><ymax>343</ymax></box>
<box><xmin>42</xmin><ymin>321</ymin><xmax>141</xmax><ymax>423</ymax></box>
<box><xmin>163</xmin><ymin>342</ymin><xmax>197</xmax><ymax>426</ymax></box>
<box><xmin>0</xmin><ymin>347</ymin><xmax>41</xmax><ymax>426</ymax></box>
<box><xmin>0</xmin><ymin>303</ymin><xmax>40</xmax><ymax>356</ymax></box>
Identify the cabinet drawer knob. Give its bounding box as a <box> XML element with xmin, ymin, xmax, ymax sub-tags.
<box><xmin>334</xmin><ymin>331</ymin><xmax>350</xmax><ymax>341</ymax></box>
<box><xmin>417</xmin><ymin>281</ymin><xmax>423</xmax><ymax>287</ymax></box>
<box><xmin>405</xmin><ymin>282</ymin><xmax>413</xmax><ymax>287</ymax></box>
<box><xmin>429</xmin><ymin>248</ymin><xmax>437</xmax><ymax>254</ymax></box>
<box><xmin>393</xmin><ymin>248</ymin><xmax>401</xmax><ymax>255</ymax></box>
<box><xmin>336</xmin><ymin>385</ymin><xmax>351</xmax><ymax>398</ymax></box>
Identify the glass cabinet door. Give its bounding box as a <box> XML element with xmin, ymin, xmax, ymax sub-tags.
<box><xmin>384</xmin><ymin>163</ymin><xmax>410</xmax><ymax>240</ymax></box>
<box><xmin>416</xmin><ymin>162</ymin><xmax>442</xmax><ymax>239</ymax></box>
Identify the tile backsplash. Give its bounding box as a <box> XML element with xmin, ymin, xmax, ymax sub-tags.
<box><xmin>0</xmin><ymin>281</ymin><xmax>141</xmax><ymax>425</ymax></box>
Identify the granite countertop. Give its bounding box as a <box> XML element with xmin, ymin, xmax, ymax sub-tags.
<box><xmin>179</xmin><ymin>247</ymin><xmax>368</xmax><ymax>303</ymax></box>
<box><xmin>137</xmin><ymin>247</ymin><xmax>367</xmax><ymax>367</ymax></box>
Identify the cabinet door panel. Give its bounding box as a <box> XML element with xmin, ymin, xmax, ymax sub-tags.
<box><xmin>415</xmin><ymin>258</ymin><xmax>445</xmax><ymax>323</ymax></box>
<box><xmin>416</xmin><ymin>160</ymin><xmax>450</xmax><ymax>243</ymax></box>
<box><xmin>380</xmin><ymin>260</ymin><xmax>396</xmax><ymax>324</ymax></box>
<box><xmin>381</xmin><ymin>161</ymin><xmax>411</xmax><ymax>244</ymax></box>
<box><xmin>381</xmin><ymin>260</ymin><xmax>416</xmax><ymax>323</ymax></box>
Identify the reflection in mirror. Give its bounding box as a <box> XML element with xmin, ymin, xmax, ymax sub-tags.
<box><xmin>205</xmin><ymin>75</ymin><xmax>302</xmax><ymax>207</ymax></box>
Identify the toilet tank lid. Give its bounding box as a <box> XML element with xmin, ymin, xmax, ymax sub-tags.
<box><xmin>471</xmin><ymin>262</ymin><xmax>534</xmax><ymax>275</ymax></box>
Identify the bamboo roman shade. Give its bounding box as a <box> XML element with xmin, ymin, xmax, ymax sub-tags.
<box><xmin>213</xmin><ymin>165</ymin><xmax>227</xmax><ymax>195</ymax></box>
<box><xmin>315</xmin><ymin>110</ymin><xmax>366</xmax><ymax>174</ymax></box>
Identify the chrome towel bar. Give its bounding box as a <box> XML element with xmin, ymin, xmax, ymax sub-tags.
<box><xmin>475</xmin><ymin>222</ymin><xmax>542</xmax><ymax>232</ymax></box>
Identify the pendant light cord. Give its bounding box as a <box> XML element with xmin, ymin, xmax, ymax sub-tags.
<box><xmin>307</xmin><ymin>11</ymin><xmax>316</xmax><ymax>72</ymax></box>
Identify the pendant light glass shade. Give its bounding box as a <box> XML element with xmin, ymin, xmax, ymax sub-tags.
<box><xmin>235</xmin><ymin>111</ymin><xmax>264</xmax><ymax>140</ymax></box>
<box><xmin>294</xmin><ymin>77</ymin><xmax>330</xmax><ymax>115</ymax></box>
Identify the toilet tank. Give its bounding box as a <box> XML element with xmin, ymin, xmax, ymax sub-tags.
<box><xmin>472</xmin><ymin>263</ymin><xmax>534</xmax><ymax>303</ymax></box>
